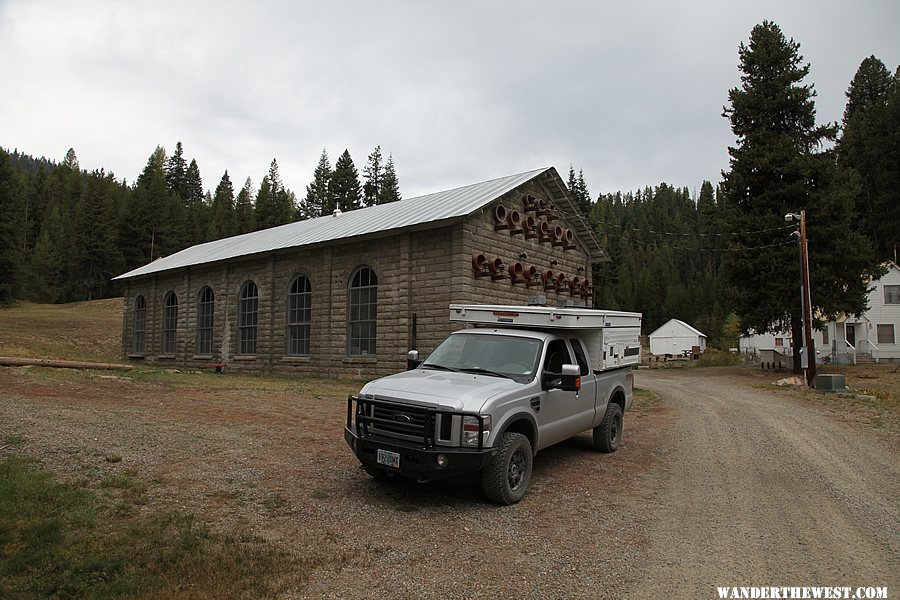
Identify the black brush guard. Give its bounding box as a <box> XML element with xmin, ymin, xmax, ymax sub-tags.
<box><xmin>345</xmin><ymin>395</ymin><xmax>495</xmax><ymax>479</ymax></box>
<box><xmin>346</xmin><ymin>395</ymin><xmax>486</xmax><ymax>450</ymax></box>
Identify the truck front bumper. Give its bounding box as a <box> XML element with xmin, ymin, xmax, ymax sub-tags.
<box><xmin>345</xmin><ymin>427</ymin><xmax>495</xmax><ymax>478</ymax></box>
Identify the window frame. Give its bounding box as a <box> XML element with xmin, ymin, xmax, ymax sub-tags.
<box><xmin>347</xmin><ymin>266</ymin><xmax>377</xmax><ymax>356</ymax></box>
<box><xmin>876</xmin><ymin>324</ymin><xmax>895</xmax><ymax>345</ymax></box>
<box><xmin>286</xmin><ymin>275</ymin><xmax>312</xmax><ymax>356</ymax></box>
<box><xmin>131</xmin><ymin>295</ymin><xmax>146</xmax><ymax>355</ymax></box>
<box><xmin>196</xmin><ymin>286</ymin><xmax>215</xmax><ymax>355</ymax></box>
<box><xmin>884</xmin><ymin>285</ymin><xmax>900</xmax><ymax>305</ymax></box>
<box><xmin>238</xmin><ymin>281</ymin><xmax>259</xmax><ymax>355</ymax></box>
<box><xmin>162</xmin><ymin>291</ymin><xmax>178</xmax><ymax>355</ymax></box>
<box><xmin>568</xmin><ymin>338</ymin><xmax>590</xmax><ymax>376</ymax></box>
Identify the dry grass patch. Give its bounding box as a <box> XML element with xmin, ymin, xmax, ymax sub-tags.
<box><xmin>0</xmin><ymin>298</ymin><xmax>123</xmax><ymax>363</ymax></box>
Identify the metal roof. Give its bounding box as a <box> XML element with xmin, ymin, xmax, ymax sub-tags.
<box><xmin>649</xmin><ymin>319</ymin><xmax>707</xmax><ymax>339</ymax></box>
<box><xmin>114</xmin><ymin>166</ymin><xmax>606</xmax><ymax>281</ymax></box>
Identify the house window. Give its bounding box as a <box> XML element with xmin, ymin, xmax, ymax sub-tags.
<box><xmin>774</xmin><ymin>338</ymin><xmax>783</xmax><ymax>347</ymax></box>
<box><xmin>885</xmin><ymin>285</ymin><xmax>900</xmax><ymax>305</ymax></box>
<box><xmin>287</xmin><ymin>275</ymin><xmax>311</xmax><ymax>355</ymax></box>
<box><xmin>162</xmin><ymin>292</ymin><xmax>178</xmax><ymax>354</ymax></box>
<box><xmin>877</xmin><ymin>324</ymin><xmax>895</xmax><ymax>345</ymax></box>
<box><xmin>821</xmin><ymin>327</ymin><xmax>829</xmax><ymax>345</ymax></box>
<box><xmin>238</xmin><ymin>281</ymin><xmax>258</xmax><ymax>355</ymax></box>
<box><xmin>131</xmin><ymin>295</ymin><xmax>146</xmax><ymax>355</ymax></box>
<box><xmin>348</xmin><ymin>266</ymin><xmax>377</xmax><ymax>356</ymax></box>
<box><xmin>196</xmin><ymin>287</ymin><xmax>214</xmax><ymax>355</ymax></box>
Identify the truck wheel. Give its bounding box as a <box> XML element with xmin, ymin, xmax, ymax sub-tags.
<box><xmin>593</xmin><ymin>403</ymin><xmax>622</xmax><ymax>453</ymax></box>
<box><xmin>482</xmin><ymin>432</ymin><xmax>533</xmax><ymax>505</ymax></box>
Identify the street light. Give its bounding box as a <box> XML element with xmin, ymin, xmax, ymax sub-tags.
<box><xmin>785</xmin><ymin>210</ymin><xmax>815</xmax><ymax>387</ymax></box>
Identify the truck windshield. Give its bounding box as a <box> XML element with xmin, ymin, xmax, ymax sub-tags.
<box><xmin>422</xmin><ymin>333</ymin><xmax>541</xmax><ymax>383</ymax></box>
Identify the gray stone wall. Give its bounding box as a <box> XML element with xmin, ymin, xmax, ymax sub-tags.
<box><xmin>120</xmin><ymin>184</ymin><xmax>592</xmax><ymax>378</ymax></box>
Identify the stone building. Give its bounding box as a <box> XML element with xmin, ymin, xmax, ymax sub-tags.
<box><xmin>113</xmin><ymin>167</ymin><xmax>607</xmax><ymax>377</ymax></box>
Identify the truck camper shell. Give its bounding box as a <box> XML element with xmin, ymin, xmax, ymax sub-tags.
<box><xmin>449</xmin><ymin>304</ymin><xmax>642</xmax><ymax>371</ymax></box>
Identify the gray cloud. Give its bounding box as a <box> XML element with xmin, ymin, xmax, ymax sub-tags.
<box><xmin>1</xmin><ymin>0</ymin><xmax>898</xmax><ymax>199</ymax></box>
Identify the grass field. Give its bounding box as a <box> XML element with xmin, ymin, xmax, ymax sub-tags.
<box><xmin>0</xmin><ymin>298</ymin><xmax>124</xmax><ymax>363</ymax></box>
<box><xmin>0</xmin><ymin>454</ymin><xmax>293</xmax><ymax>598</ymax></box>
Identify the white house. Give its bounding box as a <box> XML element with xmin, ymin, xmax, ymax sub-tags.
<box><xmin>822</xmin><ymin>262</ymin><xmax>900</xmax><ymax>363</ymax></box>
<box><xmin>649</xmin><ymin>319</ymin><xmax>707</xmax><ymax>356</ymax></box>
<box><xmin>739</xmin><ymin>263</ymin><xmax>900</xmax><ymax>364</ymax></box>
<box><xmin>738</xmin><ymin>329</ymin><xmax>828</xmax><ymax>365</ymax></box>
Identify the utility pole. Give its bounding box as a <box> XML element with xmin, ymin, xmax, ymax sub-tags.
<box><xmin>787</xmin><ymin>210</ymin><xmax>816</xmax><ymax>387</ymax></box>
<box><xmin>799</xmin><ymin>211</ymin><xmax>815</xmax><ymax>387</ymax></box>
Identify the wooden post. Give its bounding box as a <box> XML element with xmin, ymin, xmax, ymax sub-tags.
<box><xmin>800</xmin><ymin>210</ymin><xmax>816</xmax><ymax>387</ymax></box>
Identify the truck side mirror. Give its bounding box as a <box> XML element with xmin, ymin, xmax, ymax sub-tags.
<box><xmin>543</xmin><ymin>363</ymin><xmax>581</xmax><ymax>392</ymax></box>
<box><xmin>407</xmin><ymin>350</ymin><xmax>421</xmax><ymax>370</ymax></box>
<box><xmin>560</xmin><ymin>363</ymin><xmax>581</xmax><ymax>392</ymax></box>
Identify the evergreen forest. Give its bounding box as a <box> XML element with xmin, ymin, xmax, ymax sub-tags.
<box><xmin>0</xmin><ymin>22</ymin><xmax>897</xmax><ymax>351</ymax></box>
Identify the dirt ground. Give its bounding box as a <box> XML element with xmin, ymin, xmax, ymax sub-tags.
<box><xmin>0</xmin><ymin>364</ymin><xmax>897</xmax><ymax>598</ymax></box>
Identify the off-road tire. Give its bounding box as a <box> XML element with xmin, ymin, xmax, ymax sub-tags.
<box><xmin>593</xmin><ymin>402</ymin><xmax>623</xmax><ymax>453</ymax></box>
<box><xmin>482</xmin><ymin>432</ymin><xmax>533</xmax><ymax>505</ymax></box>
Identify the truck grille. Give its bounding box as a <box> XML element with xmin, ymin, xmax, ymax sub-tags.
<box><xmin>346</xmin><ymin>396</ymin><xmax>484</xmax><ymax>449</ymax></box>
<box><xmin>370</xmin><ymin>403</ymin><xmax>429</xmax><ymax>438</ymax></box>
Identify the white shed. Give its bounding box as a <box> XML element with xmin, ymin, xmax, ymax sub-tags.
<box><xmin>649</xmin><ymin>319</ymin><xmax>707</xmax><ymax>356</ymax></box>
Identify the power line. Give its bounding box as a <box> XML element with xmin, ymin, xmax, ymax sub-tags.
<box><xmin>599</xmin><ymin>229</ymin><xmax>796</xmax><ymax>253</ymax></box>
<box><xmin>595</xmin><ymin>220</ymin><xmax>795</xmax><ymax>237</ymax></box>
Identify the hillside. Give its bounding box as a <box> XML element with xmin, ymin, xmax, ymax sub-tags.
<box><xmin>0</xmin><ymin>298</ymin><xmax>123</xmax><ymax>364</ymax></box>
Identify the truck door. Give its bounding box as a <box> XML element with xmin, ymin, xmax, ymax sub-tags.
<box><xmin>568</xmin><ymin>337</ymin><xmax>600</xmax><ymax>425</ymax></box>
<box><xmin>536</xmin><ymin>338</ymin><xmax>596</xmax><ymax>449</ymax></box>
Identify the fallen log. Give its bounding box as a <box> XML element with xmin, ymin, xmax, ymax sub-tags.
<box><xmin>0</xmin><ymin>357</ymin><xmax>133</xmax><ymax>371</ymax></box>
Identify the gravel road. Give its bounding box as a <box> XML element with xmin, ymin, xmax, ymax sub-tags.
<box><xmin>630</xmin><ymin>369</ymin><xmax>898</xmax><ymax>598</ymax></box>
<box><xmin>1</xmin><ymin>366</ymin><xmax>897</xmax><ymax>599</ymax></box>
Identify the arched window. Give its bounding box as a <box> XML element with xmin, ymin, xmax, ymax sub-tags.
<box><xmin>287</xmin><ymin>275</ymin><xmax>311</xmax><ymax>355</ymax></box>
<box><xmin>162</xmin><ymin>291</ymin><xmax>178</xmax><ymax>354</ymax></box>
<box><xmin>196</xmin><ymin>287</ymin><xmax>215</xmax><ymax>355</ymax></box>
<box><xmin>131</xmin><ymin>295</ymin><xmax>146</xmax><ymax>355</ymax></box>
<box><xmin>238</xmin><ymin>281</ymin><xmax>259</xmax><ymax>355</ymax></box>
<box><xmin>348</xmin><ymin>266</ymin><xmax>377</xmax><ymax>356</ymax></box>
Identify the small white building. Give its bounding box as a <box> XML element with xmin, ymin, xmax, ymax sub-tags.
<box><xmin>649</xmin><ymin>319</ymin><xmax>707</xmax><ymax>356</ymax></box>
<box><xmin>822</xmin><ymin>262</ymin><xmax>900</xmax><ymax>363</ymax></box>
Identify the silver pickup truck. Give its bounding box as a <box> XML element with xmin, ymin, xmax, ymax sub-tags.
<box><xmin>344</xmin><ymin>304</ymin><xmax>641</xmax><ymax>504</ymax></box>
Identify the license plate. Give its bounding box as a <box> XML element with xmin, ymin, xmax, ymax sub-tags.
<box><xmin>376</xmin><ymin>449</ymin><xmax>400</xmax><ymax>469</ymax></box>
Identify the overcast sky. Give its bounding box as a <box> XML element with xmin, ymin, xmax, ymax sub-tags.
<box><xmin>2</xmin><ymin>1</ymin><xmax>898</xmax><ymax>201</ymax></box>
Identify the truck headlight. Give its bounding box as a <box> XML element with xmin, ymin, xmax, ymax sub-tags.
<box><xmin>461</xmin><ymin>415</ymin><xmax>491</xmax><ymax>447</ymax></box>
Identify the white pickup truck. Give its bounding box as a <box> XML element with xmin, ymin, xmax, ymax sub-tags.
<box><xmin>344</xmin><ymin>304</ymin><xmax>642</xmax><ymax>504</ymax></box>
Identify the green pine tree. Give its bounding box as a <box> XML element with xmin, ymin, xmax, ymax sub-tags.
<box><xmin>210</xmin><ymin>170</ymin><xmax>236</xmax><ymax>239</ymax></box>
<box><xmin>0</xmin><ymin>150</ymin><xmax>24</xmax><ymax>302</ymax></box>
<box><xmin>72</xmin><ymin>172</ymin><xmax>123</xmax><ymax>300</ymax></box>
<box><xmin>363</xmin><ymin>145</ymin><xmax>383</xmax><ymax>207</ymax></box>
<box><xmin>301</xmin><ymin>148</ymin><xmax>333</xmax><ymax>219</ymax></box>
<box><xmin>185</xmin><ymin>158</ymin><xmax>207</xmax><ymax>243</ymax></box>
<box><xmin>721</xmin><ymin>21</ymin><xmax>880</xmax><ymax>371</ymax></box>
<box><xmin>332</xmin><ymin>150</ymin><xmax>362</xmax><ymax>212</ymax></box>
<box><xmin>255</xmin><ymin>159</ymin><xmax>294</xmax><ymax>229</ymax></box>
<box><xmin>254</xmin><ymin>176</ymin><xmax>273</xmax><ymax>230</ymax></box>
<box><xmin>166</xmin><ymin>141</ymin><xmax>188</xmax><ymax>201</ymax></box>
<box><xmin>234</xmin><ymin>177</ymin><xmax>256</xmax><ymax>234</ymax></box>
<box><xmin>378</xmin><ymin>154</ymin><xmax>401</xmax><ymax>205</ymax></box>
<box><xmin>567</xmin><ymin>166</ymin><xmax>592</xmax><ymax>218</ymax></box>
<box><xmin>837</xmin><ymin>56</ymin><xmax>898</xmax><ymax>261</ymax></box>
